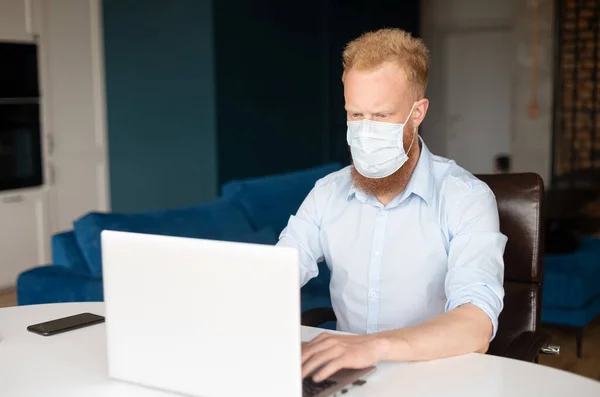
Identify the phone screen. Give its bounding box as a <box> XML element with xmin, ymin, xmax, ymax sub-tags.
<box><xmin>27</xmin><ymin>312</ymin><xmax>105</xmax><ymax>336</ymax></box>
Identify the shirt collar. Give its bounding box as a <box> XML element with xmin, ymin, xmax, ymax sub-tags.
<box><xmin>347</xmin><ymin>136</ymin><xmax>434</xmax><ymax>206</ymax></box>
<box><xmin>347</xmin><ymin>181</ymin><xmax>360</xmax><ymax>201</ymax></box>
<box><xmin>403</xmin><ymin>137</ymin><xmax>434</xmax><ymax>205</ymax></box>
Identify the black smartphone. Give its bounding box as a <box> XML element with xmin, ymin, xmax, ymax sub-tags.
<box><xmin>27</xmin><ymin>312</ymin><xmax>105</xmax><ymax>336</ymax></box>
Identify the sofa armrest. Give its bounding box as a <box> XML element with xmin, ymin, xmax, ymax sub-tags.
<box><xmin>17</xmin><ymin>265</ymin><xmax>103</xmax><ymax>306</ymax></box>
<box><xmin>301</xmin><ymin>307</ymin><xmax>336</xmax><ymax>327</ymax></box>
<box><xmin>504</xmin><ymin>331</ymin><xmax>553</xmax><ymax>362</ymax></box>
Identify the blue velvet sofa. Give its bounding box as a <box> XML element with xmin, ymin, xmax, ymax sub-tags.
<box><xmin>16</xmin><ymin>164</ymin><xmax>600</xmax><ymax>351</ymax></box>
<box><xmin>541</xmin><ymin>235</ymin><xmax>600</xmax><ymax>357</ymax></box>
<box><xmin>16</xmin><ymin>162</ymin><xmax>342</xmax><ymax>315</ymax></box>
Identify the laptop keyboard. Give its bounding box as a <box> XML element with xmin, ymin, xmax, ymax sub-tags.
<box><xmin>302</xmin><ymin>377</ymin><xmax>337</xmax><ymax>397</ymax></box>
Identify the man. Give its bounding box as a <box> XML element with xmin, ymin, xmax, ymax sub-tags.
<box><xmin>276</xmin><ymin>28</ymin><xmax>507</xmax><ymax>382</ymax></box>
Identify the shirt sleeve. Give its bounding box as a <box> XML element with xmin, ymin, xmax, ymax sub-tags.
<box><xmin>276</xmin><ymin>182</ymin><xmax>327</xmax><ymax>287</ymax></box>
<box><xmin>444</xmin><ymin>184</ymin><xmax>507</xmax><ymax>341</ymax></box>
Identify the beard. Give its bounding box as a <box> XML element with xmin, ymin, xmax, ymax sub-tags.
<box><xmin>348</xmin><ymin>128</ymin><xmax>420</xmax><ymax>198</ymax></box>
<box><xmin>350</xmin><ymin>163</ymin><xmax>409</xmax><ymax>197</ymax></box>
<box><xmin>349</xmin><ymin>135</ymin><xmax>420</xmax><ymax>198</ymax></box>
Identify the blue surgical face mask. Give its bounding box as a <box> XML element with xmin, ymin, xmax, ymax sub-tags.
<box><xmin>346</xmin><ymin>103</ymin><xmax>417</xmax><ymax>179</ymax></box>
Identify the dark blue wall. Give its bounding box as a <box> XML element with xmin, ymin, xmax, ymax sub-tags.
<box><xmin>102</xmin><ymin>0</ymin><xmax>216</xmax><ymax>212</ymax></box>
<box><xmin>214</xmin><ymin>0</ymin><xmax>421</xmax><ymax>186</ymax></box>
<box><xmin>213</xmin><ymin>0</ymin><xmax>329</xmax><ymax>185</ymax></box>
<box><xmin>102</xmin><ymin>0</ymin><xmax>419</xmax><ymax>211</ymax></box>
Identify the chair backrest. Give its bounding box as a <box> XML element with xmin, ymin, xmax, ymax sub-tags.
<box><xmin>475</xmin><ymin>173</ymin><xmax>545</xmax><ymax>356</ymax></box>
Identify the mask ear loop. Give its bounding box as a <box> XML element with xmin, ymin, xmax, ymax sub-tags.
<box><xmin>404</xmin><ymin>102</ymin><xmax>418</xmax><ymax>156</ymax></box>
<box><xmin>405</xmin><ymin>126</ymin><xmax>417</xmax><ymax>156</ymax></box>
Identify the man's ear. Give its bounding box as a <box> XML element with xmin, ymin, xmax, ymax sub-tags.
<box><xmin>412</xmin><ymin>98</ymin><xmax>429</xmax><ymax>129</ymax></box>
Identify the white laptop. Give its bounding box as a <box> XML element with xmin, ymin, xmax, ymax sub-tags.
<box><xmin>101</xmin><ymin>230</ymin><xmax>375</xmax><ymax>397</ymax></box>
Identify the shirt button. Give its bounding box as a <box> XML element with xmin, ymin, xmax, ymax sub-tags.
<box><xmin>374</xmin><ymin>250</ymin><xmax>381</xmax><ymax>256</ymax></box>
<box><xmin>377</xmin><ymin>211</ymin><xmax>385</xmax><ymax>216</ymax></box>
<box><xmin>369</xmin><ymin>291</ymin><xmax>377</xmax><ymax>298</ymax></box>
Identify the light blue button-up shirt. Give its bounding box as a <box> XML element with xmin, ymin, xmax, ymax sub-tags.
<box><xmin>277</xmin><ymin>138</ymin><xmax>506</xmax><ymax>338</ymax></box>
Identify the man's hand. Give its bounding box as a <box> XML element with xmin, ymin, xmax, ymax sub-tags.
<box><xmin>301</xmin><ymin>304</ymin><xmax>491</xmax><ymax>382</ymax></box>
<box><xmin>301</xmin><ymin>333</ymin><xmax>388</xmax><ymax>382</ymax></box>
<box><xmin>301</xmin><ymin>304</ymin><xmax>492</xmax><ymax>383</ymax></box>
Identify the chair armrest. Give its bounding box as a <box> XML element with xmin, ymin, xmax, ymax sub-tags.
<box><xmin>504</xmin><ymin>330</ymin><xmax>553</xmax><ymax>362</ymax></box>
<box><xmin>301</xmin><ymin>308</ymin><xmax>336</xmax><ymax>327</ymax></box>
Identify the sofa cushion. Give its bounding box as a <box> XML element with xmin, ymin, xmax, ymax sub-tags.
<box><xmin>73</xmin><ymin>197</ymin><xmax>255</xmax><ymax>277</ymax></box>
<box><xmin>52</xmin><ymin>231</ymin><xmax>89</xmax><ymax>274</ymax></box>
<box><xmin>221</xmin><ymin>162</ymin><xmax>342</xmax><ymax>234</ymax></box>
<box><xmin>543</xmin><ymin>236</ymin><xmax>600</xmax><ymax>310</ymax></box>
<box><xmin>542</xmin><ymin>295</ymin><xmax>600</xmax><ymax>328</ymax></box>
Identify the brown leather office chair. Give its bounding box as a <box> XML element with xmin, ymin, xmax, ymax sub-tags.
<box><xmin>302</xmin><ymin>173</ymin><xmax>558</xmax><ymax>362</ymax></box>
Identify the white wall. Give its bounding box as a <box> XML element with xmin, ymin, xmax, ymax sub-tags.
<box><xmin>421</xmin><ymin>0</ymin><xmax>554</xmax><ymax>183</ymax></box>
<box><xmin>511</xmin><ymin>0</ymin><xmax>554</xmax><ymax>185</ymax></box>
<box><xmin>0</xmin><ymin>0</ymin><xmax>109</xmax><ymax>288</ymax></box>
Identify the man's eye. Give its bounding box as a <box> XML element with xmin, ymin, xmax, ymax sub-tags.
<box><xmin>376</xmin><ymin>113</ymin><xmax>388</xmax><ymax>119</ymax></box>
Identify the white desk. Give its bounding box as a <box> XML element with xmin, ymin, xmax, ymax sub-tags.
<box><xmin>1</xmin><ymin>302</ymin><xmax>599</xmax><ymax>396</ymax></box>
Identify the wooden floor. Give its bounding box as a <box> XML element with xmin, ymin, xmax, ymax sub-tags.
<box><xmin>0</xmin><ymin>288</ymin><xmax>16</xmax><ymax>308</ymax></box>
<box><xmin>0</xmin><ymin>288</ymin><xmax>598</xmax><ymax>381</ymax></box>
<box><xmin>540</xmin><ymin>317</ymin><xmax>600</xmax><ymax>380</ymax></box>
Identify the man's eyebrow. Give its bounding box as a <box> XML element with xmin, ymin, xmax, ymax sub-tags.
<box><xmin>344</xmin><ymin>107</ymin><xmax>396</xmax><ymax>114</ymax></box>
